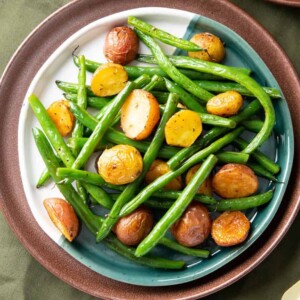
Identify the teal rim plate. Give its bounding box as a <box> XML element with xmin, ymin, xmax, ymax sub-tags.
<box><xmin>18</xmin><ymin>7</ymin><xmax>294</xmax><ymax>286</ymax></box>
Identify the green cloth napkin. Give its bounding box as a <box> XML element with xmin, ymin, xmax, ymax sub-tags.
<box><xmin>0</xmin><ymin>0</ymin><xmax>299</xmax><ymax>299</ymax></box>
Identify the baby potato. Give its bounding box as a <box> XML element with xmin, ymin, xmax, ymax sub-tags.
<box><xmin>145</xmin><ymin>159</ymin><xmax>183</xmax><ymax>190</ymax></box>
<box><xmin>113</xmin><ymin>206</ymin><xmax>154</xmax><ymax>246</ymax></box>
<box><xmin>185</xmin><ymin>164</ymin><xmax>213</xmax><ymax>195</ymax></box>
<box><xmin>212</xmin><ymin>163</ymin><xmax>259</xmax><ymax>198</ymax></box>
<box><xmin>170</xmin><ymin>202</ymin><xmax>211</xmax><ymax>247</ymax></box>
<box><xmin>43</xmin><ymin>198</ymin><xmax>79</xmax><ymax>242</ymax></box>
<box><xmin>104</xmin><ymin>26</ymin><xmax>139</xmax><ymax>65</ymax></box>
<box><xmin>121</xmin><ymin>89</ymin><xmax>160</xmax><ymax>140</ymax></box>
<box><xmin>165</xmin><ymin>110</ymin><xmax>202</xmax><ymax>147</ymax></box>
<box><xmin>91</xmin><ymin>62</ymin><xmax>128</xmax><ymax>97</ymax></box>
<box><xmin>211</xmin><ymin>211</ymin><xmax>250</xmax><ymax>246</ymax></box>
<box><xmin>97</xmin><ymin>144</ymin><xmax>143</xmax><ymax>185</ymax></box>
<box><xmin>47</xmin><ymin>100</ymin><xmax>75</xmax><ymax>137</ymax></box>
<box><xmin>188</xmin><ymin>32</ymin><xmax>225</xmax><ymax>62</ymax></box>
<box><xmin>206</xmin><ymin>91</ymin><xmax>243</xmax><ymax>116</ymax></box>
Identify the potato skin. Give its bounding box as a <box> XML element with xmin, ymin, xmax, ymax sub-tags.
<box><xmin>47</xmin><ymin>100</ymin><xmax>75</xmax><ymax>137</ymax></box>
<box><xmin>206</xmin><ymin>91</ymin><xmax>243</xmax><ymax>116</ymax></box>
<box><xmin>170</xmin><ymin>202</ymin><xmax>211</xmax><ymax>247</ymax></box>
<box><xmin>113</xmin><ymin>206</ymin><xmax>154</xmax><ymax>246</ymax></box>
<box><xmin>43</xmin><ymin>198</ymin><xmax>79</xmax><ymax>242</ymax></box>
<box><xmin>211</xmin><ymin>211</ymin><xmax>250</xmax><ymax>246</ymax></box>
<box><xmin>121</xmin><ymin>89</ymin><xmax>160</xmax><ymax>140</ymax></box>
<box><xmin>188</xmin><ymin>32</ymin><xmax>225</xmax><ymax>62</ymax></box>
<box><xmin>185</xmin><ymin>164</ymin><xmax>213</xmax><ymax>195</ymax></box>
<box><xmin>212</xmin><ymin>164</ymin><xmax>258</xmax><ymax>198</ymax></box>
<box><xmin>104</xmin><ymin>26</ymin><xmax>139</xmax><ymax>65</ymax></box>
<box><xmin>97</xmin><ymin>144</ymin><xmax>143</xmax><ymax>185</ymax></box>
<box><xmin>145</xmin><ymin>159</ymin><xmax>183</xmax><ymax>190</ymax></box>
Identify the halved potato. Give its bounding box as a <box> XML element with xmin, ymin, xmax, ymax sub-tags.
<box><xmin>43</xmin><ymin>198</ymin><xmax>79</xmax><ymax>242</ymax></box>
<box><xmin>165</xmin><ymin>110</ymin><xmax>202</xmax><ymax>147</ymax></box>
<box><xmin>206</xmin><ymin>91</ymin><xmax>243</xmax><ymax>116</ymax></box>
<box><xmin>211</xmin><ymin>211</ymin><xmax>250</xmax><ymax>246</ymax></box>
<box><xmin>188</xmin><ymin>32</ymin><xmax>225</xmax><ymax>62</ymax></box>
<box><xmin>185</xmin><ymin>164</ymin><xmax>213</xmax><ymax>195</ymax></box>
<box><xmin>97</xmin><ymin>144</ymin><xmax>143</xmax><ymax>185</ymax></box>
<box><xmin>91</xmin><ymin>62</ymin><xmax>128</xmax><ymax>97</ymax></box>
<box><xmin>212</xmin><ymin>163</ymin><xmax>258</xmax><ymax>198</ymax></box>
<box><xmin>121</xmin><ymin>89</ymin><xmax>160</xmax><ymax>140</ymax></box>
<box><xmin>145</xmin><ymin>159</ymin><xmax>182</xmax><ymax>190</ymax></box>
<box><xmin>47</xmin><ymin>100</ymin><xmax>75</xmax><ymax>137</ymax></box>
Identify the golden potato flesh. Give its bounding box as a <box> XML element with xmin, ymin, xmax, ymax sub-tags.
<box><xmin>206</xmin><ymin>91</ymin><xmax>243</xmax><ymax>116</ymax></box>
<box><xmin>165</xmin><ymin>110</ymin><xmax>202</xmax><ymax>147</ymax></box>
<box><xmin>43</xmin><ymin>198</ymin><xmax>79</xmax><ymax>242</ymax></box>
<box><xmin>47</xmin><ymin>100</ymin><xmax>75</xmax><ymax>137</ymax></box>
<box><xmin>170</xmin><ymin>202</ymin><xmax>211</xmax><ymax>247</ymax></box>
<box><xmin>145</xmin><ymin>159</ymin><xmax>183</xmax><ymax>190</ymax></box>
<box><xmin>97</xmin><ymin>144</ymin><xmax>143</xmax><ymax>185</ymax></box>
<box><xmin>212</xmin><ymin>163</ymin><xmax>259</xmax><ymax>198</ymax></box>
<box><xmin>91</xmin><ymin>63</ymin><xmax>128</xmax><ymax>97</ymax></box>
<box><xmin>185</xmin><ymin>164</ymin><xmax>213</xmax><ymax>195</ymax></box>
<box><xmin>121</xmin><ymin>89</ymin><xmax>160</xmax><ymax>140</ymax></box>
<box><xmin>188</xmin><ymin>32</ymin><xmax>225</xmax><ymax>62</ymax></box>
<box><xmin>211</xmin><ymin>211</ymin><xmax>250</xmax><ymax>247</ymax></box>
<box><xmin>113</xmin><ymin>206</ymin><xmax>154</xmax><ymax>246</ymax></box>
<box><xmin>104</xmin><ymin>26</ymin><xmax>139</xmax><ymax>65</ymax></box>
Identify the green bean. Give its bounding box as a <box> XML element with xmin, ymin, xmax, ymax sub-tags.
<box><xmin>241</xmin><ymin>120</ymin><xmax>264</xmax><ymax>133</ymax></box>
<box><xmin>71</xmin><ymin>56</ymin><xmax>88</xmax><ymax>201</ymax></box>
<box><xmin>142</xmin><ymin>74</ymin><xmax>165</xmax><ymax>91</ymax></box>
<box><xmin>135</xmin><ymin>29</ymin><xmax>214</xmax><ymax>102</ymax></box>
<box><xmin>128</xmin><ymin>16</ymin><xmax>202</xmax><ymax>51</ymax></box>
<box><xmin>247</xmin><ymin>161</ymin><xmax>279</xmax><ymax>182</ymax></box>
<box><xmin>120</xmin><ymin>127</ymin><xmax>244</xmax><ymax>216</ymax></box>
<box><xmin>64</xmin><ymin>93</ymin><xmax>111</xmax><ymax>110</ymax></box>
<box><xmin>208</xmin><ymin>190</ymin><xmax>274</xmax><ymax>211</ymax></box>
<box><xmin>33</xmin><ymin>127</ymin><xmax>185</xmax><ymax>269</ymax></box>
<box><xmin>233</xmin><ymin>137</ymin><xmax>280</xmax><ymax>174</ymax></box>
<box><xmin>216</xmin><ymin>151</ymin><xmax>249</xmax><ymax>164</ymax></box>
<box><xmin>73</xmin><ymin>55</ymin><xmax>224</xmax><ymax>80</ymax></box>
<box><xmin>137</xmin><ymin>54</ymin><xmax>252</xmax><ymax>75</ymax></box>
<box><xmin>164</xmin><ymin>77</ymin><xmax>206</xmax><ymax>111</ymax></box>
<box><xmin>193</xmin><ymin>80</ymin><xmax>282</xmax><ymax>99</ymax></box>
<box><xmin>36</xmin><ymin>168</ymin><xmax>51</xmax><ymax>188</ymax></box>
<box><xmin>67</xmin><ymin>137</ymin><xmax>113</xmax><ymax>152</ymax></box>
<box><xmin>96</xmin><ymin>93</ymin><xmax>180</xmax><ymax>242</ymax></box>
<box><xmin>159</xmin><ymin>237</ymin><xmax>210</xmax><ymax>258</ymax></box>
<box><xmin>135</xmin><ymin>154</ymin><xmax>218</xmax><ymax>257</ymax></box>
<box><xmin>147</xmin><ymin>54</ymin><xmax>275</xmax><ymax>154</ymax></box>
<box><xmin>71</xmin><ymin>82</ymin><xmax>136</xmax><ymax>171</ymax></box>
<box><xmin>197</xmin><ymin>112</ymin><xmax>236</xmax><ymax>128</ymax></box>
<box><xmin>29</xmin><ymin>94</ymin><xmax>114</xmax><ymax>209</ymax></box>
<box><xmin>151</xmin><ymin>91</ymin><xmax>170</xmax><ymax>103</ymax></box>
<box><xmin>56</xmin><ymin>80</ymin><xmax>94</xmax><ymax>96</ymax></box>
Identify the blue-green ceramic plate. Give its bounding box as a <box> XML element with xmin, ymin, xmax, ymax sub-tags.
<box><xmin>18</xmin><ymin>7</ymin><xmax>294</xmax><ymax>286</ymax></box>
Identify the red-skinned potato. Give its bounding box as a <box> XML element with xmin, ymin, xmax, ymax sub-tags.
<box><xmin>188</xmin><ymin>32</ymin><xmax>225</xmax><ymax>63</ymax></box>
<box><xmin>170</xmin><ymin>202</ymin><xmax>211</xmax><ymax>247</ymax></box>
<box><xmin>113</xmin><ymin>206</ymin><xmax>154</xmax><ymax>246</ymax></box>
<box><xmin>97</xmin><ymin>144</ymin><xmax>143</xmax><ymax>185</ymax></box>
<box><xmin>47</xmin><ymin>100</ymin><xmax>75</xmax><ymax>137</ymax></box>
<box><xmin>43</xmin><ymin>198</ymin><xmax>79</xmax><ymax>242</ymax></box>
<box><xmin>104</xmin><ymin>26</ymin><xmax>139</xmax><ymax>65</ymax></box>
<box><xmin>212</xmin><ymin>163</ymin><xmax>258</xmax><ymax>198</ymax></box>
<box><xmin>211</xmin><ymin>211</ymin><xmax>250</xmax><ymax>246</ymax></box>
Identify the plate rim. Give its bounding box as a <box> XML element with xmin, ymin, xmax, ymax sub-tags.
<box><xmin>0</xmin><ymin>0</ymin><xmax>300</xmax><ymax>298</ymax></box>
